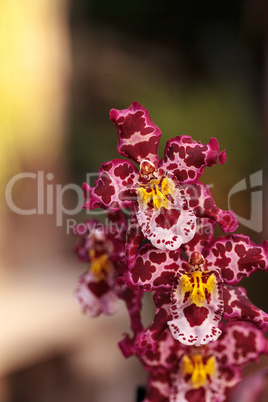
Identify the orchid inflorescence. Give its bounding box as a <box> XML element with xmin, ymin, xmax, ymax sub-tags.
<box><xmin>74</xmin><ymin>101</ymin><xmax>268</xmax><ymax>401</ymax></box>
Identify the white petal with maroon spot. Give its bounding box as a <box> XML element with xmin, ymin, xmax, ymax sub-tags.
<box><xmin>170</xmin><ymin>374</ymin><xmax>217</xmax><ymax>402</ymax></box>
<box><xmin>75</xmin><ymin>272</ymin><xmax>119</xmax><ymax>317</ymax></box>
<box><xmin>168</xmin><ymin>273</ymin><xmax>224</xmax><ymax>346</ymax></box>
<box><xmin>136</xmin><ymin>185</ymin><xmax>197</xmax><ymax>251</ymax></box>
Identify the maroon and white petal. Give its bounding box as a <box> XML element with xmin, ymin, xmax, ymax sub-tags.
<box><xmin>185</xmin><ymin>182</ymin><xmax>238</xmax><ymax>233</ymax></box>
<box><xmin>182</xmin><ymin>218</ymin><xmax>216</xmax><ymax>258</ymax></box>
<box><xmin>168</xmin><ymin>272</ymin><xmax>224</xmax><ymax>346</ymax></box>
<box><xmin>75</xmin><ymin>271</ymin><xmax>119</xmax><ymax>317</ymax></box>
<box><xmin>106</xmin><ymin>209</ymin><xmax>128</xmax><ymax>242</ymax></box>
<box><xmin>210</xmin><ymin>366</ymin><xmax>242</xmax><ymax>402</ymax></box>
<box><xmin>122</xmin><ymin>243</ymin><xmax>184</xmax><ymax>292</ymax></box>
<box><xmin>135</xmin><ymin>292</ymin><xmax>172</xmax><ymax>354</ymax></box>
<box><xmin>170</xmin><ymin>375</ymin><xmax>221</xmax><ymax>402</ymax></box>
<box><xmin>222</xmin><ymin>285</ymin><xmax>268</xmax><ymax>330</ymax></box>
<box><xmin>143</xmin><ymin>371</ymin><xmax>171</xmax><ymax>402</ymax></box>
<box><xmin>125</xmin><ymin>215</ymin><xmax>145</xmax><ymax>269</ymax></box>
<box><xmin>204</xmin><ymin>235</ymin><xmax>268</xmax><ymax>285</ymax></box>
<box><xmin>140</xmin><ymin>329</ymin><xmax>186</xmax><ymax>372</ymax></box>
<box><xmin>82</xmin><ymin>159</ymin><xmax>139</xmax><ymax>211</ymax></box>
<box><xmin>170</xmin><ymin>338</ymin><xmax>243</xmax><ymax>402</ymax></box>
<box><xmin>211</xmin><ymin>321</ymin><xmax>268</xmax><ymax>367</ymax></box>
<box><xmin>136</xmin><ymin>185</ymin><xmax>197</xmax><ymax>251</ymax></box>
<box><xmin>159</xmin><ymin>136</ymin><xmax>226</xmax><ymax>184</ymax></box>
<box><xmin>170</xmin><ymin>352</ymin><xmax>232</xmax><ymax>402</ymax></box>
<box><xmin>110</xmin><ymin>101</ymin><xmax>162</xmax><ymax>166</ymax></box>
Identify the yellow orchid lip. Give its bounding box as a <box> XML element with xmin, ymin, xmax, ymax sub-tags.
<box><xmin>181</xmin><ymin>270</ymin><xmax>216</xmax><ymax>307</ymax></box>
<box><xmin>179</xmin><ymin>251</ymin><xmax>216</xmax><ymax>306</ymax></box>
<box><xmin>89</xmin><ymin>250</ymin><xmax>112</xmax><ymax>280</ymax></box>
<box><xmin>137</xmin><ymin>176</ymin><xmax>174</xmax><ymax>210</ymax></box>
<box><xmin>182</xmin><ymin>354</ymin><xmax>216</xmax><ymax>388</ymax></box>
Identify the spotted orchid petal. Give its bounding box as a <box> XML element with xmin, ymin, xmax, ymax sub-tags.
<box><xmin>204</xmin><ymin>235</ymin><xmax>268</xmax><ymax>285</ymax></box>
<box><xmin>140</xmin><ymin>329</ymin><xmax>186</xmax><ymax>372</ymax></box>
<box><xmin>143</xmin><ymin>371</ymin><xmax>170</xmax><ymax>402</ymax></box>
<box><xmin>125</xmin><ymin>213</ymin><xmax>145</xmax><ymax>269</ymax></box>
<box><xmin>159</xmin><ymin>136</ymin><xmax>226</xmax><ymax>184</ymax></box>
<box><xmin>83</xmin><ymin>159</ymin><xmax>139</xmax><ymax>211</ymax></box>
<box><xmin>170</xmin><ymin>320</ymin><xmax>268</xmax><ymax>402</ymax></box>
<box><xmin>211</xmin><ymin>321</ymin><xmax>268</xmax><ymax>367</ymax></box>
<box><xmin>170</xmin><ymin>344</ymin><xmax>239</xmax><ymax>402</ymax></box>
<box><xmin>136</xmin><ymin>184</ymin><xmax>197</xmax><ymax>251</ymax></box>
<box><xmin>110</xmin><ymin>101</ymin><xmax>162</xmax><ymax>166</ymax></box>
<box><xmin>182</xmin><ymin>218</ymin><xmax>216</xmax><ymax>258</ymax></box>
<box><xmin>170</xmin><ymin>368</ymin><xmax>234</xmax><ymax>402</ymax></box>
<box><xmin>168</xmin><ymin>269</ymin><xmax>224</xmax><ymax>346</ymax></box>
<box><xmin>75</xmin><ymin>271</ymin><xmax>119</xmax><ymax>317</ymax></box>
<box><xmin>171</xmin><ymin>354</ymin><xmax>243</xmax><ymax>402</ymax></box>
<box><xmin>106</xmin><ymin>210</ymin><xmax>128</xmax><ymax>242</ymax></box>
<box><xmin>222</xmin><ymin>285</ymin><xmax>268</xmax><ymax>330</ymax></box>
<box><xmin>122</xmin><ymin>244</ymin><xmax>183</xmax><ymax>292</ymax></box>
<box><xmin>185</xmin><ymin>182</ymin><xmax>238</xmax><ymax>233</ymax></box>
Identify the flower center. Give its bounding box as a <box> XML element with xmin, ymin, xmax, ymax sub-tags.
<box><xmin>181</xmin><ymin>271</ymin><xmax>216</xmax><ymax>306</ymax></box>
<box><xmin>89</xmin><ymin>250</ymin><xmax>112</xmax><ymax>280</ymax></box>
<box><xmin>182</xmin><ymin>354</ymin><xmax>216</xmax><ymax>388</ymax></box>
<box><xmin>180</xmin><ymin>252</ymin><xmax>215</xmax><ymax>306</ymax></box>
<box><xmin>137</xmin><ymin>176</ymin><xmax>174</xmax><ymax>210</ymax></box>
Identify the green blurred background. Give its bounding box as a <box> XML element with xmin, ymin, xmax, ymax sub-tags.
<box><xmin>0</xmin><ymin>1</ymin><xmax>268</xmax><ymax>401</ymax></box>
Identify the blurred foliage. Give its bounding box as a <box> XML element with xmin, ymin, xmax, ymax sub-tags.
<box><xmin>71</xmin><ymin>0</ymin><xmax>243</xmax><ymax>45</ymax></box>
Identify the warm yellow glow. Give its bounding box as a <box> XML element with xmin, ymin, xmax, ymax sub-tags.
<box><xmin>137</xmin><ymin>177</ymin><xmax>174</xmax><ymax>209</ymax></box>
<box><xmin>0</xmin><ymin>0</ymin><xmax>69</xmax><ymax>194</ymax></box>
<box><xmin>182</xmin><ymin>354</ymin><xmax>216</xmax><ymax>388</ymax></box>
<box><xmin>89</xmin><ymin>252</ymin><xmax>112</xmax><ymax>280</ymax></box>
<box><xmin>181</xmin><ymin>271</ymin><xmax>215</xmax><ymax>306</ymax></box>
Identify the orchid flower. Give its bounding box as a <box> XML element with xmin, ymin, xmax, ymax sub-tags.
<box><xmin>74</xmin><ymin>101</ymin><xmax>268</xmax><ymax>402</ymax></box>
<box><xmin>74</xmin><ymin>210</ymin><xmax>144</xmax><ymax>349</ymax></box>
<box><xmin>121</xmin><ymin>219</ymin><xmax>268</xmax><ymax>347</ymax></box>
<box><xmin>83</xmin><ymin>101</ymin><xmax>238</xmax><ymax>253</ymax></box>
<box><xmin>74</xmin><ymin>211</ymin><xmax>127</xmax><ymax>316</ymax></box>
<box><xmin>137</xmin><ymin>322</ymin><xmax>268</xmax><ymax>402</ymax></box>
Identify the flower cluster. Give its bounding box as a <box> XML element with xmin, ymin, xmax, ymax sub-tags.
<box><xmin>74</xmin><ymin>102</ymin><xmax>268</xmax><ymax>401</ymax></box>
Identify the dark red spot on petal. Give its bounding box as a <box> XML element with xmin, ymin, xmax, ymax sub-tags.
<box><xmin>155</xmin><ymin>208</ymin><xmax>181</xmax><ymax>229</ymax></box>
<box><xmin>183</xmin><ymin>304</ymin><xmax>209</xmax><ymax>327</ymax></box>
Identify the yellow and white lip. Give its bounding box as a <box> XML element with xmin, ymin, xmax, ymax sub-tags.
<box><xmin>182</xmin><ymin>353</ymin><xmax>216</xmax><ymax>388</ymax></box>
<box><xmin>181</xmin><ymin>270</ymin><xmax>216</xmax><ymax>307</ymax></box>
<box><xmin>89</xmin><ymin>251</ymin><xmax>112</xmax><ymax>280</ymax></box>
<box><xmin>137</xmin><ymin>176</ymin><xmax>174</xmax><ymax>210</ymax></box>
